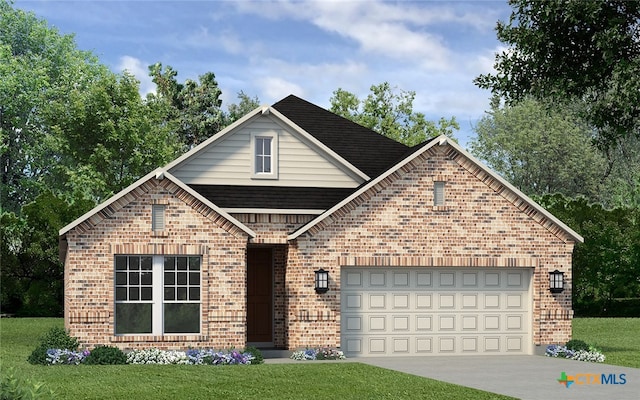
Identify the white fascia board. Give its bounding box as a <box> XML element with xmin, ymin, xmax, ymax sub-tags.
<box><xmin>163</xmin><ymin>105</ymin><xmax>266</xmax><ymax>172</ymax></box>
<box><xmin>288</xmin><ymin>135</ymin><xmax>584</xmax><ymax>243</ymax></box>
<box><xmin>59</xmin><ymin>168</ymin><xmax>257</xmax><ymax>239</ymax></box>
<box><xmin>444</xmin><ymin>139</ymin><xmax>584</xmax><ymax>243</ymax></box>
<box><xmin>59</xmin><ymin>168</ymin><xmax>163</xmax><ymax>236</ymax></box>
<box><xmin>287</xmin><ymin>137</ymin><xmax>442</xmax><ymax>241</ymax></box>
<box><xmin>161</xmin><ymin>171</ymin><xmax>256</xmax><ymax>238</ymax></box>
<box><xmin>224</xmin><ymin>208</ymin><xmax>325</xmax><ymax>215</ymax></box>
<box><xmin>267</xmin><ymin>107</ymin><xmax>370</xmax><ymax>181</ymax></box>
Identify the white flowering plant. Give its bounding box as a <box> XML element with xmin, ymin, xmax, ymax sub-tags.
<box><xmin>545</xmin><ymin>344</ymin><xmax>605</xmax><ymax>363</ymax></box>
<box><xmin>126</xmin><ymin>348</ymin><xmax>189</xmax><ymax>365</ymax></box>
<box><xmin>290</xmin><ymin>347</ymin><xmax>346</xmax><ymax>361</ymax></box>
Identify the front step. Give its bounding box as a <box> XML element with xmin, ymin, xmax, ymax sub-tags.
<box><xmin>260</xmin><ymin>349</ymin><xmax>292</xmax><ymax>359</ymax></box>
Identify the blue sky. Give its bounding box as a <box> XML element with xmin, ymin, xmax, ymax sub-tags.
<box><xmin>15</xmin><ymin>0</ymin><xmax>512</xmax><ymax>146</ymax></box>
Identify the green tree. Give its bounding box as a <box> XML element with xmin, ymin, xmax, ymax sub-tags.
<box><xmin>224</xmin><ymin>91</ymin><xmax>261</xmax><ymax>126</ymax></box>
<box><xmin>0</xmin><ymin>191</ymin><xmax>93</xmax><ymax>316</ymax></box>
<box><xmin>148</xmin><ymin>63</ymin><xmax>224</xmax><ymax>149</ymax></box>
<box><xmin>475</xmin><ymin>0</ymin><xmax>640</xmax><ymax>149</ymax></box>
<box><xmin>329</xmin><ymin>82</ymin><xmax>459</xmax><ymax>146</ymax></box>
<box><xmin>537</xmin><ymin>194</ymin><xmax>640</xmax><ymax>316</ymax></box>
<box><xmin>46</xmin><ymin>69</ymin><xmax>181</xmax><ymax>202</ymax></box>
<box><xmin>471</xmin><ymin>98</ymin><xmax>606</xmax><ymax>200</ymax></box>
<box><xmin>0</xmin><ymin>0</ymin><xmax>104</xmax><ymax>211</ymax></box>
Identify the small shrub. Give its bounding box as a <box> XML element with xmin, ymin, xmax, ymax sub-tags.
<box><xmin>0</xmin><ymin>367</ymin><xmax>56</xmax><ymax>399</ymax></box>
<box><xmin>242</xmin><ymin>346</ymin><xmax>264</xmax><ymax>365</ymax></box>
<box><xmin>290</xmin><ymin>347</ymin><xmax>346</xmax><ymax>361</ymax></box>
<box><xmin>27</xmin><ymin>327</ymin><xmax>80</xmax><ymax>365</ymax></box>
<box><xmin>83</xmin><ymin>346</ymin><xmax>127</xmax><ymax>365</ymax></box>
<box><xmin>565</xmin><ymin>339</ymin><xmax>590</xmax><ymax>351</ymax></box>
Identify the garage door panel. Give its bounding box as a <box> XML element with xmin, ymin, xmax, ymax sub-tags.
<box><xmin>341</xmin><ymin>267</ymin><xmax>531</xmax><ymax>356</ymax></box>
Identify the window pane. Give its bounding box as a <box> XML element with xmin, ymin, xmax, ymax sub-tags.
<box><xmin>141</xmin><ymin>271</ymin><xmax>152</xmax><ymax>285</ymax></box>
<box><xmin>177</xmin><ymin>287</ymin><xmax>187</xmax><ymax>300</ymax></box>
<box><xmin>115</xmin><ymin>287</ymin><xmax>127</xmax><ymax>301</ymax></box>
<box><xmin>116</xmin><ymin>272</ymin><xmax>127</xmax><ymax>286</ymax></box>
<box><xmin>129</xmin><ymin>256</ymin><xmax>140</xmax><ymax>270</ymax></box>
<box><xmin>115</xmin><ymin>256</ymin><xmax>127</xmax><ymax>270</ymax></box>
<box><xmin>189</xmin><ymin>257</ymin><xmax>200</xmax><ymax>271</ymax></box>
<box><xmin>189</xmin><ymin>287</ymin><xmax>200</xmax><ymax>301</ymax></box>
<box><xmin>141</xmin><ymin>256</ymin><xmax>152</xmax><ymax>270</ymax></box>
<box><xmin>164</xmin><ymin>257</ymin><xmax>175</xmax><ymax>270</ymax></box>
<box><xmin>129</xmin><ymin>287</ymin><xmax>139</xmax><ymax>301</ymax></box>
<box><xmin>164</xmin><ymin>287</ymin><xmax>175</xmax><ymax>301</ymax></box>
<box><xmin>189</xmin><ymin>272</ymin><xmax>200</xmax><ymax>285</ymax></box>
<box><xmin>164</xmin><ymin>272</ymin><xmax>175</xmax><ymax>285</ymax></box>
<box><xmin>116</xmin><ymin>303</ymin><xmax>152</xmax><ymax>334</ymax></box>
<box><xmin>177</xmin><ymin>257</ymin><xmax>187</xmax><ymax>270</ymax></box>
<box><xmin>263</xmin><ymin>156</ymin><xmax>271</xmax><ymax>173</ymax></box>
<box><xmin>129</xmin><ymin>272</ymin><xmax>139</xmax><ymax>285</ymax></box>
<box><xmin>141</xmin><ymin>287</ymin><xmax>153</xmax><ymax>301</ymax></box>
<box><xmin>262</xmin><ymin>138</ymin><xmax>271</xmax><ymax>156</ymax></box>
<box><xmin>177</xmin><ymin>272</ymin><xmax>187</xmax><ymax>285</ymax></box>
<box><xmin>164</xmin><ymin>303</ymin><xmax>200</xmax><ymax>333</ymax></box>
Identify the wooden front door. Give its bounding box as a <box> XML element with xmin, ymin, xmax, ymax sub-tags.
<box><xmin>247</xmin><ymin>247</ymin><xmax>273</xmax><ymax>343</ymax></box>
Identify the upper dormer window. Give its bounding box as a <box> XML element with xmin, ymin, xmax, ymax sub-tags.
<box><xmin>251</xmin><ymin>132</ymin><xmax>278</xmax><ymax>179</ymax></box>
<box><xmin>255</xmin><ymin>137</ymin><xmax>272</xmax><ymax>173</ymax></box>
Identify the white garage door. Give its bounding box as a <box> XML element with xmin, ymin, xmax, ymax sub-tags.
<box><xmin>341</xmin><ymin>268</ymin><xmax>532</xmax><ymax>356</ymax></box>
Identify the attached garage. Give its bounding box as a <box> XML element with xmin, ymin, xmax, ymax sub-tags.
<box><xmin>341</xmin><ymin>267</ymin><xmax>532</xmax><ymax>357</ymax></box>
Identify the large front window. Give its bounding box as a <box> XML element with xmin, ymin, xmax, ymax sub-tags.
<box><xmin>115</xmin><ymin>255</ymin><xmax>201</xmax><ymax>335</ymax></box>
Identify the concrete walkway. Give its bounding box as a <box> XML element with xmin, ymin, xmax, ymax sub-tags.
<box><xmin>359</xmin><ymin>355</ymin><xmax>640</xmax><ymax>400</ymax></box>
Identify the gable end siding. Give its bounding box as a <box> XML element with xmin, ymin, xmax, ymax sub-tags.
<box><xmin>169</xmin><ymin>116</ymin><xmax>363</xmax><ymax>188</ymax></box>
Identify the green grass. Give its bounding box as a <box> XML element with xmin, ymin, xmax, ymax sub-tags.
<box><xmin>1</xmin><ymin>318</ymin><xmax>512</xmax><ymax>400</ymax></box>
<box><xmin>573</xmin><ymin>317</ymin><xmax>640</xmax><ymax>368</ymax></box>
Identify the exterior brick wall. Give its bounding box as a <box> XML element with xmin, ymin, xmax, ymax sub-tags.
<box><xmin>63</xmin><ymin>143</ymin><xmax>576</xmax><ymax>353</ymax></box>
<box><xmin>63</xmin><ymin>177</ymin><xmax>249</xmax><ymax>350</ymax></box>
<box><xmin>286</xmin><ymin>144</ymin><xmax>575</xmax><ymax>350</ymax></box>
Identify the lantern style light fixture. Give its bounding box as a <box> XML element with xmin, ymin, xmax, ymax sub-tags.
<box><xmin>314</xmin><ymin>268</ymin><xmax>329</xmax><ymax>294</ymax></box>
<box><xmin>549</xmin><ymin>269</ymin><xmax>564</xmax><ymax>293</ymax></box>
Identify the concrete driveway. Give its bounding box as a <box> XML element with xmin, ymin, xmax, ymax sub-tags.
<box><xmin>359</xmin><ymin>355</ymin><xmax>640</xmax><ymax>400</ymax></box>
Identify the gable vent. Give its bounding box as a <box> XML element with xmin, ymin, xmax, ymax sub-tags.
<box><xmin>152</xmin><ymin>204</ymin><xmax>166</xmax><ymax>231</ymax></box>
<box><xmin>434</xmin><ymin>181</ymin><xmax>446</xmax><ymax>206</ymax></box>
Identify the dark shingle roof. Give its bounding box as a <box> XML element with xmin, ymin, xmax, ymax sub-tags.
<box><xmin>189</xmin><ymin>185</ymin><xmax>357</xmax><ymax>210</ymax></box>
<box><xmin>271</xmin><ymin>95</ymin><xmax>410</xmax><ymax>178</ymax></box>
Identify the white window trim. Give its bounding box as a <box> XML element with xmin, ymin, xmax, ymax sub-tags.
<box><xmin>114</xmin><ymin>255</ymin><xmax>201</xmax><ymax>336</ymax></box>
<box><xmin>250</xmin><ymin>131</ymin><xmax>279</xmax><ymax>180</ymax></box>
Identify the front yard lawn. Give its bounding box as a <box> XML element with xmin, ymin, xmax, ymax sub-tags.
<box><xmin>1</xmin><ymin>318</ymin><xmax>513</xmax><ymax>400</ymax></box>
<box><xmin>572</xmin><ymin>317</ymin><xmax>640</xmax><ymax>368</ymax></box>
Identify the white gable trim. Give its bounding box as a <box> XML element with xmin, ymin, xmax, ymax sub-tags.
<box><xmin>287</xmin><ymin>136</ymin><xmax>584</xmax><ymax>243</ymax></box>
<box><xmin>59</xmin><ymin>168</ymin><xmax>256</xmax><ymax>238</ymax></box>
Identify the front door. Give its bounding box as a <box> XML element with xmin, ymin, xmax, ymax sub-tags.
<box><xmin>247</xmin><ymin>247</ymin><xmax>273</xmax><ymax>344</ymax></box>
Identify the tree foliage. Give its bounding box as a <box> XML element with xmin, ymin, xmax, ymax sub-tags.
<box><xmin>475</xmin><ymin>0</ymin><xmax>640</xmax><ymax>149</ymax></box>
<box><xmin>329</xmin><ymin>82</ymin><xmax>459</xmax><ymax>146</ymax></box>
<box><xmin>472</xmin><ymin>97</ymin><xmax>640</xmax><ymax>208</ymax></box>
<box><xmin>148</xmin><ymin>63</ymin><xmax>224</xmax><ymax>149</ymax></box>
<box><xmin>537</xmin><ymin>194</ymin><xmax>640</xmax><ymax>316</ymax></box>
<box><xmin>471</xmin><ymin>98</ymin><xmax>605</xmax><ymax>199</ymax></box>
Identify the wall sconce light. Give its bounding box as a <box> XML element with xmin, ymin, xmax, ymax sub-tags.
<box><xmin>549</xmin><ymin>269</ymin><xmax>564</xmax><ymax>293</ymax></box>
<box><xmin>314</xmin><ymin>268</ymin><xmax>329</xmax><ymax>294</ymax></box>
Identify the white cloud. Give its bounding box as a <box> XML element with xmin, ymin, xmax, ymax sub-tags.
<box><xmin>259</xmin><ymin>77</ymin><xmax>305</xmax><ymax>101</ymax></box>
<box><xmin>117</xmin><ymin>56</ymin><xmax>155</xmax><ymax>96</ymax></box>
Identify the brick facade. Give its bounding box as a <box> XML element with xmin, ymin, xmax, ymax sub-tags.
<box><xmin>63</xmin><ymin>143</ymin><xmax>575</xmax><ymax>352</ymax></box>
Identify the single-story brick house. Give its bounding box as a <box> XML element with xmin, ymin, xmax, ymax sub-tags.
<box><xmin>59</xmin><ymin>95</ymin><xmax>582</xmax><ymax>356</ymax></box>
